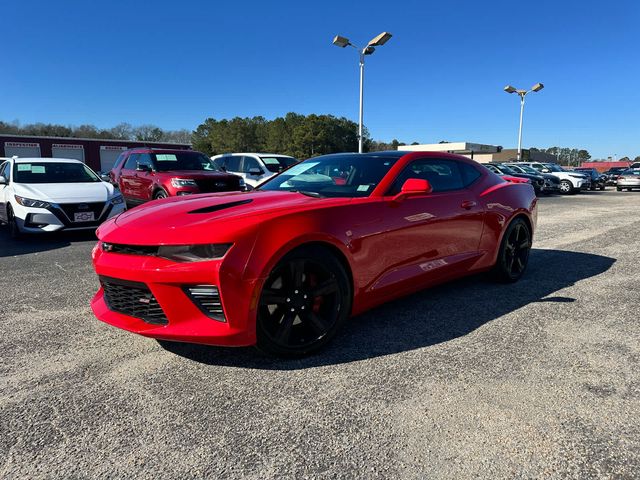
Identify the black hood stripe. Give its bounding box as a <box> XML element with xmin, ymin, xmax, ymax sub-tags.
<box><xmin>188</xmin><ymin>199</ymin><xmax>253</xmax><ymax>214</ymax></box>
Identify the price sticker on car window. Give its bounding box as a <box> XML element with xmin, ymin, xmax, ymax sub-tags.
<box><xmin>32</xmin><ymin>166</ymin><xmax>46</xmax><ymax>173</ymax></box>
<box><xmin>17</xmin><ymin>164</ymin><xmax>31</xmax><ymax>171</ymax></box>
<box><xmin>357</xmin><ymin>185</ymin><xmax>371</xmax><ymax>192</ymax></box>
<box><xmin>156</xmin><ymin>154</ymin><xmax>177</xmax><ymax>161</ymax></box>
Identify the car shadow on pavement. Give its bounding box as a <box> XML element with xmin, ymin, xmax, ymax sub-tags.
<box><xmin>0</xmin><ymin>229</ymin><xmax>97</xmax><ymax>257</ymax></box>
<box><xmin>158</xmin><ymin>248</ymin><xmax>615</xmax><ymax>369</ymax></box>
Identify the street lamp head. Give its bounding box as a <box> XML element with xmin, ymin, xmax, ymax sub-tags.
<box><xmin>367</xmin><ymin>31</ymin><xmax>392</xmax><ymax>47</ymax></box>
<box><xmin>531</xmin><ymin>82</ymin><xmax>544</xmax><ymax>92</ymax></box>
<box><xmin>504</xmin><ymin>85</ymin><xmax>517</xmax><ymax>94</ymax></box>
<box><xmin>363</xmin><ymin>46</ymin><xmax>376</xmax><ymax>55</ymax></box>
<box><xmin>332</xmin><ymin>35</ymin><xmax>351</xmax><ymax>48</ymax></box>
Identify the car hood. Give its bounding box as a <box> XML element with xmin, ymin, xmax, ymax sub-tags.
<box><xmin>14</xmin><ymin>182</ymin><xmax>115</xmax><ymax>203</ymax></box>
<box><xmin>99</xmin><ymin>190</ymin><xmax>344</xmax><ymax>244</ymax></box>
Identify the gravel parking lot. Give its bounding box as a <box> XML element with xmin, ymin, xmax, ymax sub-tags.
<box><xmin>1</xmin><ymin>190</ymin><xmax>639</xmax><ymax>479</ymax></box>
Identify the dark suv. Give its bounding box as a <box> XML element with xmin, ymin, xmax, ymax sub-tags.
<box><xmin>573</xmin><ymin>168</ymin><xmax>606</xmax><ymax>191</ymax></box>
<box><xmin>110</xmin><ymin>148</ymin><xmax>244</xmax><ymax>207</ymax></box>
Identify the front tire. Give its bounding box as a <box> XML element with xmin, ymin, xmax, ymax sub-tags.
<box><xmin>559</xmin><ymin>180</ymin><xmax>574</xmax><ymax>195</ymax></box>
<box><xmin>493</xmin><ymin>218</ymin><xmax>531</xmax><ymax>283</ymax></box>
<box><xmin>6</xmin><ymin>205</ymin><xmax>22</xmax><ymax>239</ymax></box>
<box><xmin>256</xmin><ymin>246</ymin><xmax>351</xmax><ymax>356</ymax></box>
<box><xmin>153</xmin><ymin>189</ymin><xmax>168</xmax><ymax>200</ymax></box>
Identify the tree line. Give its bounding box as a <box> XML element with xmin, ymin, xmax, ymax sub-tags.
<box><xmin>192</xmin><ymin>113</ymin><xmax>419</xmax><ymax>158</ymax></box>
<box><xmin>0</xmin><ymin>120</ymin><xmax>192</xmax><ymax>144</ymax></box>
<box><xmin>0</xmin><ymin>115</ymin><xmax>419</xmax><ymax>159</ymax></box>
<box><xmin>530</xmin><ymin>147</ymin><xmax>640</xmax><ymax>165</ymax></box>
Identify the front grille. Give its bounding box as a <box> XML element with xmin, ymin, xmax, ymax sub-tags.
<box><xmin>184</xmin><ymin>285</ymin><xmax>226</xmax><ymax>322</ymax></box>
<box><xmin>195</xmin><ymin>178</ymin><xmax>241</xmax><ymax>193</ymax></box>
<box><xmin>100</xmin><ymin>276</ymin><xmax>168</xmax><ymax>325</ymax></box>
<box><xmin>59</xmin><ymin>202</ymin><xmax>105</xmax><ymax>221</ymax></box>
<box><xmin>103</xmin><ymin>243</ymin><xmax>158</xmax><ymax>256</ymax></box>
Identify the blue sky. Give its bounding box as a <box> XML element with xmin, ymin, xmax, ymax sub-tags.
<box><xmin>2</xmin><ymin>0</ymin><xmax>638</xmax><ymax>158</ymax></box>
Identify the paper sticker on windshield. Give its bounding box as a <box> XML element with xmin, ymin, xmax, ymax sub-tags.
<box><xmin>156</xmin><ymin>154</ymin><xmax>177</xmax><ymax>161</ymax></box>
<box><xmin>17</xmin><ymin>164</ymin><xmax>31</xmax><ymax>171</ymax></box>
<box><xmin>31</xmin><ymin>166</ymin><xmax>46</xmax><ymax>173</ymax></box>
<box><xmin>282</xmin><ymin>162</ymin><xmax>320</xmax><ymax>176</ymax></box>
<box><xmin>357</xmin><ymin>185</ymin><xmax>371</xmax><ymax>192</ymax></box>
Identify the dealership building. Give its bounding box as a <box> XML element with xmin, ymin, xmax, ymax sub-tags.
<box><xmin>398</xmin><ymin>142</ymin><xmax>557</xmax><ymax>163</ymax></box>
<box><xmin>0</xmin><ymin>134</ymin><xmax>191</xmax><ymax>173</ymax></box>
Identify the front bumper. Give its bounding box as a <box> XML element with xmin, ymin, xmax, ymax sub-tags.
<box><xmin>91</xmin><ymin>245</ymin><xmax>259</xmax><ymax>346</ymax></box>
<box><xmin>13</xmin><ymin>201</ymin><xmax>125</xmax><ymax>233</ymax></box>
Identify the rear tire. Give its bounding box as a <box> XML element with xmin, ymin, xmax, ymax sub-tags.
<box><xmin>617</xmin><ymin>187</ymin><xmax>622</xmax><ymax>192</ymax></box>
<box><xmin>493</xmin><ymin>218</ymin><xmax>531</xmax><ymax>283</ymax></box>
<box><xmin>256</xmin><ymin>246</ymin><xmax>351</xmax><ymax>356</ymax></box>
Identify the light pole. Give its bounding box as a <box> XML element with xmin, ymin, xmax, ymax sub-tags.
<box><xmin>504</xmin><ymin>83</ymin><xmax>544</xmax><ymax>160</ymax></box>
<box><xmin>333</xmin><ymin>32</ymin><xmax>392</xmax><ymax>153</ymax></box>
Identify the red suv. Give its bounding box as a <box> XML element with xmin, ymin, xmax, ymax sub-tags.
<box><xmin>110</xmin><ymin>148</ymin><xmax>244</xmax><ymax>207</ymax></box>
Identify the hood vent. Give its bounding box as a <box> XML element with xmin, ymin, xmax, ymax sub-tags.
<box><xmin>188</xmin><ymin>199</ymin><xmax>253</xmax><ymax>214</ymax></box>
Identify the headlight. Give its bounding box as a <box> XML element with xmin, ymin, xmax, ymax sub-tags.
<box><xmin>110</xmin><ymin>194</ymin><xmax>124</xmax><ymax>205</ymax></box>
<box><xmin>157</xmin><ymin>244</ymin><xmax>232</xmax><ymax>262</ymax></box>
<box><xmin>171</xmin><ymin>178</ymin><xmax>197</xmax><ymax>188</ymax></box>
<box><xmin>15</xmin><ymin>195</ymin><xmax>51</xmax><ymax>209</ymax></box>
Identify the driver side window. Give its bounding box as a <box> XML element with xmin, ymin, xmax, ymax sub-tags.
<box><xmin>0</xmin><ymin>162</ymin><xmax>8</xmax><ymax>180</ymax></box>
<box><xmin>387</xmin><ymin>159</ymin><xmax>467</xmax><ymax>195</ymax></box>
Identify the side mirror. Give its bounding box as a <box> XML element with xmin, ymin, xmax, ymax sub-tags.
<box><xmin>392</xmin><ymin>178</ymin><xmax>433</xmax><ymax>202</ymax></box>
<box><xmin>541</xmin><ymin>168</ymin><xmax>550</xmax><ymax>173</ymax></box>
<box><xmin>0</xmin><ymin>175</ymin><xmax>6</xmax><ymax>185</ymax></box>
<box><xmin>136</xmin><ymin>163</ymin><xmax>150</xmax><ymax>172</ymax></box>
<box><xmin>99</xmin><ymin>172</ymin><xmax>111</xmax><ymax>182</ymax></box>
<box><xmin>248</xmin><ymin>167</ymin><xmax>264</xmax><ymax>176</ymax></box>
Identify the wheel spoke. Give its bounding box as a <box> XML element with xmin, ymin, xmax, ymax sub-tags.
<box><xmin>515</xmin><ymin>257</ymin><xmax>525</xmax><ymax>272</ymax></box>
<box><xmin>274</xmin><ymin>312</ymin><xmax>295</xmax><ymax>343</ymax></box>
<box><xmin>519</xmin><ymin>240</ymin><xmax>530</xmax><ymax>250</ymax></box>
<box><xmin>304</xmin><ymin>311</ymin><xmax>329</xmax><ymax>335</ymax></box>
<box><xmin>507</xmin><ymin>254</ymin><xmax>515</xmax><ymax>273</ymax></box>
<box><xmin>288</xmin><ymin>259</ymin><xmax>306</xmax><ymax>289</ymax></box>
<box><xmin>260</xmin><ymin>288</ymin><xmax>287</xmax><ymax>305</ymax></box>
<box><xmin>310</xmin><ymin>278</ymin><xmax>338</xmax><ymax>297</ymax></box>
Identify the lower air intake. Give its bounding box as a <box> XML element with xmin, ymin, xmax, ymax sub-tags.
<box><xmin>184</xmin><ymin>285</ymin><xmax>226</xmax><ymax>322</ymax></box>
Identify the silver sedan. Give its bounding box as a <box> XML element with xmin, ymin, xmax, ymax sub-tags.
<box><xmin>616</xmin><ymin>169</ymin><xmax>640</xmax><ymax>191</ymax></box>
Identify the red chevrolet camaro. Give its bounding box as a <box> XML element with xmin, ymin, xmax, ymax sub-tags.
<box><xmin>91</xmin><ymin>151</ymin><xmax>537</xmax><ymax>356</ymax></box>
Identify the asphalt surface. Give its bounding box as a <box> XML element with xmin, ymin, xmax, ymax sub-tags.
<box><xmin>1</xmin><ymin>190</ymin><xmax>639</xmax><ymax>479</ymax></box>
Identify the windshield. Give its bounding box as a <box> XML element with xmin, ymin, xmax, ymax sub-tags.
<box><xmin>622</xmin><ymin>169</ymin><xmax>640</xmax><ymax>176</ymax></box>
<box><xmin>518</xmin><ymin>165</ymin><xmax>539</xmax><ymax>174</ymax></box>
<box><xmin>152</xmin><ymin>152</ymin><xmax>218</xmax><ymax>172</ymax></box>
<box><xmin>13</xmin><ymin>162</ymin><xmax>101</xmax><ymax>184</ymax></box>
<box><xmin>545</xmin><ymin>164</ymin><xmax>566</xmax><ymax>172</ymax></box>
<box><xmin>493</xmin><ymin>164</ymin><xmax>517</xmax><ymax>175</ymax></box>
<box><xmin>260</xmin><ymin>156</ymin><xmax>298</xmax><ymax>173</ymax></box>
<box><xmin>258</xmin><ymin>154</ymin><xmax>400</xmax><ymax>198</ymax></box>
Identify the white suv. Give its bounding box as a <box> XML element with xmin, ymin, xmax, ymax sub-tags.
<box><xmin>517</xmin><ymin>162</ymin><xmax>589</xmax><ymax>194</ymax></box>
<box><xmin>0</xmin><ymin>157</ymin><xmax>125</xmax><ymax>237</ymax></box>
<box><xmin>211</xmin><ymin>153</ymin><xmax>298</xmax><ymax>187</ymax></box>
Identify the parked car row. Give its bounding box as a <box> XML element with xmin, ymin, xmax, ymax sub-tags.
<box><xmin>484</xmin><ymin>161</ymin><xmax>592</xmax><ymax>195</ymax></box>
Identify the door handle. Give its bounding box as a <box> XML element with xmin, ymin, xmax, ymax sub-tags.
<box><xmin>460</xmin><ymin>200</ymin><xmax>477</xmax><ymax>210</ymax></box>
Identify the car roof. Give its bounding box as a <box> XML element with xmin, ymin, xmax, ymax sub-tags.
<box><xmin>14</xmin><ymin>157</ymin><xmax>83</xmax><ymax>164</ymax></box>
<box><xmin>126</xmin><ymin>147</ymin><xmax>197</xmax><ymax>154</ymax></box>
<box><xmin>229</xmin><ymin>153</ymin><xmax>296</xmax><ymax>157</ymax></box>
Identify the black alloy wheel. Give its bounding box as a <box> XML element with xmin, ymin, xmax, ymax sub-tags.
<box><xmin>494</xmin><ymin>218</ymin><xmax>531</xmax><ymax>283</ymax></box>
<box><xmin>256</xmin><ymin>247</ymin><xmax>351</xmax><ymax>356</ymax></box>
